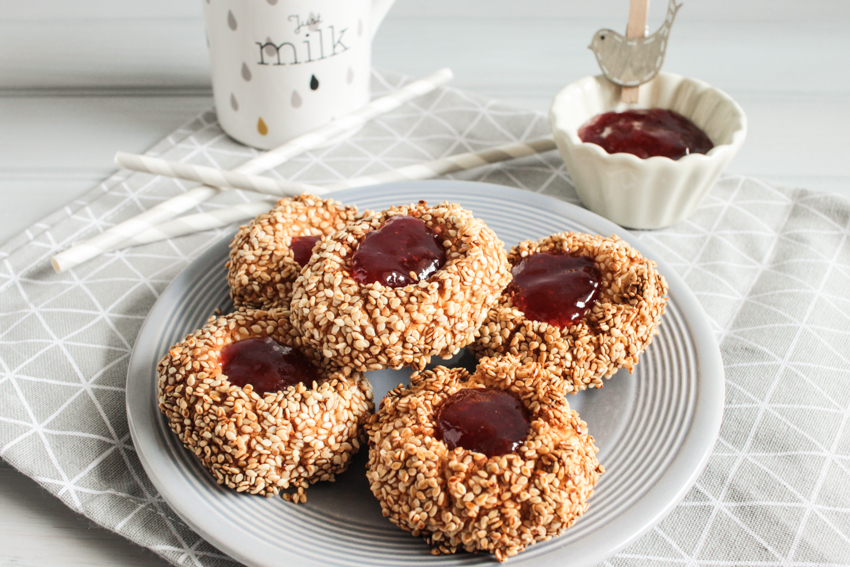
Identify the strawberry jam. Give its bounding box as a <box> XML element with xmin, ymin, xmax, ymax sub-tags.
<box><xmin>578</xmin><ymin>108</ymin><xmax>713</xmax><ymax>160</ymax></box>
<box><xmin>509</xmin><ymin>253</ymin><xmax>601</xmax><ymax>328</ymax></box>
<box><xmin>220</xmin><ymin>337</ymin><xmax>318</xmax><ymax>394</ymax></box>
<box><xmin>291</xmin><ymin>235</ymin><xmax>322</xmax><ymax>267</ymax></box>
<box><xmin>351</xmin><ymin>215</ymin><xmax>446</xmax><ymax>288</ymax></box>
<box><xmin>435</xmin><ymin>388</ymin><xmax>529</xmax><ymax>457</ymax></box>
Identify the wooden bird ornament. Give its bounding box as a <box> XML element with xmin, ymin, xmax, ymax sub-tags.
<box><xmin>590</xmin><ymin>0</ymin><xmax>682</xmax><ymax>87</ymax></box>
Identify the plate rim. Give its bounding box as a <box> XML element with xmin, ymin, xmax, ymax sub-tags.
<box><xmin>126</xmin><ymin>180</ymin><xmax>724</xmax><ymax>566</ymax></box>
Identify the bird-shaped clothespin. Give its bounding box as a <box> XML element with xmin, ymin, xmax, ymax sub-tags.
<box><xmin>589</xmin><ymin>0</ymin><xmax>682</xmax><ymax>89</ymax></box>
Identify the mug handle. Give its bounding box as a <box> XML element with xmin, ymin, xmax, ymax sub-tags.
<box><xmin>370</xmin><ymin>0</ymin><xmax>396</xmax><ymax>39</ymax></box>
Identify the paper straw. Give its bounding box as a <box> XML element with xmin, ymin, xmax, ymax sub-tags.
<box><xmin>113</xmin><ymin>153</ymin><xmax>325</xmax><ymax>197</ymax></box>
<box><xmin>105</xmin><ymin>136</ymin><xmax>557</xmax><ymax>249</ymax></box>
<box><xmin>119</xmin><ymin>201</ymin><xmax>277</xmax><ymax>248</ymax></box>
<box><xmin>324</xmin><ymin>137</ymin><xmax>557</xmax><ymax>189</ymax></box>
<box><xmin>50</xmin><ymin>68</ymin><xmax>453</xmax><ymax>272</ymax></box>
<box><xmin>114</xmin><ymin>137</ymin><xmax>557</xmax><ymax>196</ymax></box>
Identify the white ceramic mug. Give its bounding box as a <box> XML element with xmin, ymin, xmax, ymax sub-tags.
<box><xmin>203</xmin><ymin>0</ymin><xmax>396</xmax><ymax>149</ymax></box>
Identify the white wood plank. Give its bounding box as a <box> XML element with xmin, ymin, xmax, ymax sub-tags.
<box><xmin>6</xmin><ymin>0</ymin><xmax>850</xmax><ymax>23</ymax></box>
<box><xmin>0</xmin><ymin>96</ymin><xmax>212</xmax><ymax>170</ymax></box>
<box><xmin>2</xmin><ymin>0</ymin><xmax>202</xmax><ymax>20</ymax></box>
<box><xmin>0</xmin><ymin>20</ymin><xmax>210</xmax><ymax>91</ymax></box>
<box><xmin>3</xmin><ymin>16</ymin><xmax>849</xmax><ymax>94</ymax></box>
<box><xmin>389</xmin><ymin>0</ymin><xmax>850</xmax><ymax>22</ymax></box>
<box><xmin>728</xmin><ymin>92</ymin><xmax>850</xmax><ymax>180</ymax></box>
<box><xmin>0</xmin><ymin>461</ymin><xmax>170</xmax><ymax>567</ymax></box>
<box><xmin>372</xmin><ymin>20</ymin><xmax>850</xmax><ymax>96</ymax></box>
<box><xmin>0</xmin><ymin>95</ymin><xmax>212</xmax><ymax>245</ymax></box>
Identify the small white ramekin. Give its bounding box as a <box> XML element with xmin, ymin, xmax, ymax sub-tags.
<box><xmin>549</xmin><ymin>72</ymin><xmax>747</xmax><ymax>229</ymax></box>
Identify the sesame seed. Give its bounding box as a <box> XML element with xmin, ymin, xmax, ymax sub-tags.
<box><xmin>365</xmin><ymin>355</ymin><xmax>602</xmax><ymax>560</ymax></box>
<box><xmin>227</xmin><ymin>194</ymin><xmax>366</xmax><ymax>311</ymax></box>
<box><xmin>468</xmin><ymin>232</ymin><xmax>668</xmax><ymax>395</ymax></box>
<box><xmin>290</xmin><ymin>202</ymin><xmax>511</xmax><ymax>372</ymax></box>
<box><xmin>157</xmin><ymin>308</ymin><xmax>374</xmax><ymax>500</ymax></box>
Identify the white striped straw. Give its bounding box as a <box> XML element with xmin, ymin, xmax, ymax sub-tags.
<box><xmin>50</xmin><ymin>68</ymin><xmax>454</xmax><ymax>272</ymax></box>
<box><xmin>114</xmin><ymin>137</ymin><xmax>557</xmax><ymax>197</ymax></box>
<box><xmin>119</xmin><ymin>201</ymin><xmax>277</xmax><ymax>248</ymax></box>
<box><xmin>113</xmin><ymin>153</ymin><xmax>325</xmax><ymax>197</ymax></box>
<box><xmin>324</xmin><ymin>137</ymin><xmax>557</xmax><ymax>189</ymax></box>
<box><xmin>104</xmin><ymin>136</ymin><xmax>557</xmax><ymax>249</ymax></box>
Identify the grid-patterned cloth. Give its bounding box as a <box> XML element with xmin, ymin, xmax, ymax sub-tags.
<box><xmin>1</xmin><ymin>70</ymin><xmax>849</xmax><ymax>566</ymax></box>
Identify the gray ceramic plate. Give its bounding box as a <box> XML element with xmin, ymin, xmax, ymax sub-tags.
<box><xmin>126</xmin><ymin>181</ymin><xmax>724</xmax><ymax>567</ymax></box>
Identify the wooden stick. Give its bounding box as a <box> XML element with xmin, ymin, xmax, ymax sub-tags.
<box><xmin>621</xmin><ymin>0</ymin><xmax>650</xmax><ymax>103</ymax></box>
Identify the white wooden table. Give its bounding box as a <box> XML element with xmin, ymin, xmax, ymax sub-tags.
<box><xmin>1</xmin><ymin>1</ymin><xmax>848</xmax><ymax>565</ymax></box>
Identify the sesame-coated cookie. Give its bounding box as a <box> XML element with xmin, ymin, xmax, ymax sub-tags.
<box><xmin>289</xmin><ymin>201</ymin><xmax>511</xmax><ymax>371</ymax></box>
<box><xmin>156</xmin><ymin>309</ymin><xmax>373</xmax><ymax>502</ymax></box>
<box><xmin>226</xmin><ymin>194</ymin><xmax>362</xmax><ymax>310</ymax></box>
<box><xmin>469</xmin><ymin>233</ymin><xmax>668</xmax><ymax>393</ymax></box>
<box><xmin>365</xmin><ymin>355</ymin><xmax>603</xmax><ymax>561</ymax></box>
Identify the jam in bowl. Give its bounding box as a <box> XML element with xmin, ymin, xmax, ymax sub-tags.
<box><xmin>549</xmin><ymin>72</ymin><xmax>747</xmax><ymax>229</ymax></box>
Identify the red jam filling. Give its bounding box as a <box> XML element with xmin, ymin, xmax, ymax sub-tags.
<box><xmin>291</xmin><ymin>235</ymin><xmax>322</xmax><ymax>267</ymax></box>
<box><xmin>509</xmin><ymin>253</ymin><xmax>601</xmax><ymax>328</ymax></box>
<box><xmin>220</xmin><ymin>337</ymin><xmax>318</xmax><ymax>394</ymax></box>
<box><xmin>435</xmin><ymin>388</ymin><xmax>530</xmax><ymax>457</ymax></box>
<box><xmin>351</xmin><ymin>215</ymin><xmax>446</xmax><ymax>288</ymax></box>
<box><xmin>578</xmin><ymin>108</ymin><xmax>714</xmax><ymax>160</ymax></box>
